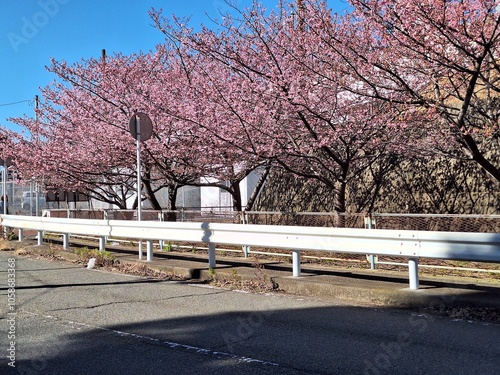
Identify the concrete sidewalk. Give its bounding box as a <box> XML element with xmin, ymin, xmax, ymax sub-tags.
<box><xmin>8</xmin><ymin>237</ymin><xmax>500</xmax><ymax>311</ymax></box>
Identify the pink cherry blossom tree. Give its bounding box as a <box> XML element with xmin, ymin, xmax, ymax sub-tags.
<box><xmin>9</xmin><ymin>80</ymin><xmax>137</xmax><ymax>209</ymax></box>
<box><xmin>151</xmin><ymin>46</ymin><xmax>273</xmax><ymax>211</ymax></box>
<box><xmin>9</xmin><ymin>52</ymin><xmax>164</xmax><ymax>209</ymax></box>
<box><xmin>9</xmin><ymin>46</ymin><xmax>269</xmax><ymax>212</ymax></box>
<box><xmin>150</xmin><ymin>1</ymin><xmax>403</xmax><ymax>213</ymax></box>
<box><xmin>315</xmin><ymin>0</ymin><xmax>500</xmax><ymax>183</ymax></box>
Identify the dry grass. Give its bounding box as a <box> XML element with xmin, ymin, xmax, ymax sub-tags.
<box><xmin>15</xmin><ymin>248</ymin><xmax>64</xmax><ymax>262</ymax></box>
<box><xmin>71</xmin><ymin>247</ymin><xmax>186</xmax><ymax>280</ymax></box>
<box><xmin>73</xmin><ymin>247</ymin><xmax>115</xmax><ymax>268</ymax></box>
<box><xmin>209</xmin><ymin>257</ymin><xmax>282</xmax><ymax>293</ymax></box>
<box><xmin>10</xmin><ymin>241</ymin><xmax>185</xmax><ymax>281</ymax></box>
<box><xmin>0</xmin><ymin>238</ymin><xmax>15</xmax><ymax>251</ymax></box>
<box><xmin>106</xmin><ymin>261</ymin><xmax>186</xmax><ymax>280</ymax></box>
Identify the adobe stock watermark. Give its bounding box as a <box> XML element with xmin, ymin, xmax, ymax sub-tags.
<box><xmin>5</xmin><ymin>259</ymin><xmax>66</xmax><ymax>374</ymax></box>
<box><xmin>7</xmin><ymin>0</ymin><xmax>72</xmax><ymax>53</ymax></box>
<box><xmin>363</xmin><ymin>295</ymin><xmax>457</xmax><ymax>375</ymax></box>
<box><xmin>6</xmin><ymin>258</ymin><xmax>16</xmax><ymax>369</ymax></box>
<box><xmin>12</xmin><ymin>312</ymin><xmax>69</xmax><ymax>375</ymax></box>
<box><xmin>222</xmin><ymin>309</ymin><xmax>273</xmax><ymax>353</ymax></box>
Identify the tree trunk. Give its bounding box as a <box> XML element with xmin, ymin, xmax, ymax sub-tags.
<box><xmin>462</xmin><ymin>133</ymin><xmax>500</xmax><ymax>184</ymax></box>
<box><xmin>142</xmin><ymin>178</ymin><xmax>162</xmax><ymax>210</ymax></box>
<box><xmin>245</xmin><ymin>165</ymin><xmax>271</xmax><ymax>211</ymax></box>
<box><xmin>331</xmin><ymin>180</ymin><xmax>347</xmax><ymax>227</ymax></box>
<box><xmin>165</xmin><ymin>185</ymin><xmax>178</xmax><ymax>221</ymax></box>
<box><xmin>168</xmin><ymin>185</ymin><xmax>178</xmax><ymax>210</ymax></box>
<box><xmin>333</xmin><ymin>180</ymin><xmax>347</xmax><ymax>213</ymax></box>
<box><xmin>230</xmin><ymin>180</ymin><xmax>243</xmax><ymax>211</ymax></box>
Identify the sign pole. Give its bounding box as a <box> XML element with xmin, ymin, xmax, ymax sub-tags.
<box><xmin>128</xmin><ymin>112</ymin><xmax>153</xmax><ymax>260</ymax></box>
<box><xmin>2</xmin><ymin>162</ymin><xmax>8</xmax><ymax>238</ymax></box>
<box><xmin>136</xmin><ymin>115</ymin><xmax>142</xmax><ymax>260</ymax></box>
<box><xmin>2</xmin><ymin>162</ymin><xmax>6</xmax><ymax>215</ymax></box>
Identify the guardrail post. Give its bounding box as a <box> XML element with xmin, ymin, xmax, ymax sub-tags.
<box><xmin>158</xmin><ymin>212</ymin><xmax>164</xmax><ymax>251</ymax></box>
<box><xmin>292</xmin><ymin>250</ymin><xmax>301</xmax><ymax>277</ymax></box>
<box><xmin>370</xmin><ymin>256</ymin><xmax>376</xmax><ymax>269</ymax></box>
<box><xmin>146</xmin><ymin>240</ymin><xmax>153</xmax><ymax>261</ymax></box>
<box><xmin>99</xmin><ymin>236</ymin><xmax>106</xmax><ymax>251</ymax></box>
<box><xmin>63</xmin><ymin>233</ymin><xmax>69</xmax><ymax>250</ymax></box>
<box><xmin>409</xmin><ymin>257</ymin><xmax>419</xmax><ymax>290</ymax></box>
<box><xmin>208</xmin><ymin>242</ymin><xmax>216</xmax><ymax>269</ymax></box>
<box><xmin>18</xmin><ymin>228</ymin><xmax>23</xmax><ymax>242</ymax></box>
<box><xmin>241</xmin><ymin>210</ymin><xmax>250</xmax><ymax>258</ymax></box>
<box><xmin>365</xmin><ymin>214</ymin><xmax>376</xmax><ymax>270</ymax></box>
<box><xmin>37</xmin><ymin>230</ymin><xmax>43</xmax><ymax>246</ymax></box>
<box><xmin>242</xmin><ymin>244</ymin><xmax>250</xmax><ymax>257</ymax></box>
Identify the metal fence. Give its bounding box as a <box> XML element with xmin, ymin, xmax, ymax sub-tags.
<box><xmin>245</xmin><ymin>212</ymin><xmax>500</xmax><ymax>233</ymax></box>
<box><xmin>41</xmin><ymin>209</ymin><xmax>500</xmax><ymax>233</ymax></box>
<box><xmin>245</xmin><ymin>211</ymin><xmax>365</xmax><ymax>228</ymax></box>
<box><xmin>370</xmin><ymin>213</ymin><xmax>500</xmax><ymax>232</ymax></box>
<box><xmin>45</xmin><ymin>208</ymin><xmax>242</xmax><ymax>224</ymax></box>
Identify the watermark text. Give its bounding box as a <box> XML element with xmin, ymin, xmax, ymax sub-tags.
<box><xmin>7</xmin><ymin>0</ymin><xmax>71</xmax><ymax>53</ymax></box>
<box><xmin>6</xmin><ymin>257</ymin><xmax>16</xmax><ymax>368</ymax></box>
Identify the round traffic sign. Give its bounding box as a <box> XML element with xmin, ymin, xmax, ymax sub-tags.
<box><xmin>129</xmin><ymin>112</ymin><xmax>153</xmax><ymax>141</ymax></box>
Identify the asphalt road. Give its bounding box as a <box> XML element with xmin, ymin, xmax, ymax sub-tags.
<box><xmin>0</xmin><ymin>252</ymin><xmax>499</xmax><ymax>375</ymax></box>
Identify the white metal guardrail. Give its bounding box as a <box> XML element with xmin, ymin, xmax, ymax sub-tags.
<box><xmin>2</xmin><ymin>214</ymin><xmax>499</xmax><ymax>290</ymax></box>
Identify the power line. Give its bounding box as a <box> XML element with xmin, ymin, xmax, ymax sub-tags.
<box><xmin>0</xmin><ymin>99</ymin><xmax>32</xmax><ymax>107</ymax></box>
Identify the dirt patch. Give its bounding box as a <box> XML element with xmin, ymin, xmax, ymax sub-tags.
<box><xmin>423</xmin><ymin>305</ymin><xmax>500</xmax><ymax>324</ymax></box>
<box><xmin>208</xmin><ymin>259</ymin><xmax>283</xmax><ymax>294</ymax></box>
<box><xmin>13</xmin><ymin>243</ymin><xmax>186</xmax><ymax>281</ymax></box>
<box><xmin>107</xmin><ymin>261</ymin><xmax>187</xmax><ymax>280</ymax></box>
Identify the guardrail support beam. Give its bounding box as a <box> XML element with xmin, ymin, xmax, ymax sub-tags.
<box><xmin>369</xmin><ymin>255</ymin><xmax>376</xmax><ymax>270</ymax></box>
<box><xmin>18</xmin><ymin>228</ymin><xmax>23</xmax><ymax>242</ymax></box>
<box><xmin>208</xmin><ymin>243</ymin><xmax>216</xmax><ymax>269</ymax></box>
<box><xmin>37</xmin><ymin>230</ymin><xmax>43</xmax><ymax>246</ymax></box>
<box><xmin>292</xmin><ymin>250</ymin><xmax>301</xmax><ymax>277</ymax></box>
<box><xmin>146</xmin><ymin>240</ymin><xmax>153</xmax><ymax>261</ymax></box>
<box><xmin>63</xmin><ymin>233</ymin><xmax>69</xmax><ymax>250</ymax></box>
<box><xmin>98</xmin><ymin>236</ymin><xmax>105</xmax><ymax>251</ymax></box>
<box><xmin>409</xmin><ymin>257</ymin><xmax>419</xmax><ymax>290</ymax></box>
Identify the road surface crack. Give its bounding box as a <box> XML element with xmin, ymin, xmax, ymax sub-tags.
<box><xmin>48</xmin><ymin>290</ymin><xmax>229</xmax><ymax>311</ymax></box>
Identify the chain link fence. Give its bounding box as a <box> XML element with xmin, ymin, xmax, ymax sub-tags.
<box><xmin>244</xmin><ymin>211</ymin><xmax>500</xmax><ymax>233</ymax></box>
<box><xmin>244</xmin><ymin>211</ymin><xmax>366</xmax><ymax>228</ymax></box>
<box><xmin>370</xmin><ymin>213</ymin><xmax>499</xmax><ymax>232</ymax></box>
<box><xmin>40</xmin><ymin>208</ymin><xmax>500</xmax><ymax>233</ymax></box>
<box><xmin>44</xmin><ymin>208</ymin><xmax>242</xmax><ymax>223</ymax></box>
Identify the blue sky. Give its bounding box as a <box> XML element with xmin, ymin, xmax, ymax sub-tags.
<box><xmin>0</xmin><ymin>0</ymin><xmax>345</xmax><ymax>132</ymax></box>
